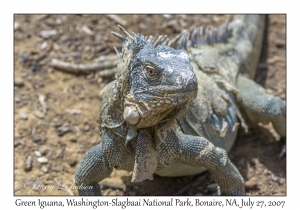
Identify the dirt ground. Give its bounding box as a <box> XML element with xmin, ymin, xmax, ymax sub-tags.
<box><xmin>14</xmin><ymin>14</ymin><xmax>286</xmax><ymax>196</ymax></box>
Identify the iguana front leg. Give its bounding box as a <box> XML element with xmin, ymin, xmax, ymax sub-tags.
<box><xmin>74</xmin><ymin>143</ymin><xmax>112</xmax><ymax>195</ymax></box>
<box><xmin>74</xmin><ymin>131</ymin><xmax>135</xmax><ymax>195</ymax></box>
<box><xmin>174</xmin><ymin>128</ymin><xmax>245</xmax><ymax>195</ymax></box>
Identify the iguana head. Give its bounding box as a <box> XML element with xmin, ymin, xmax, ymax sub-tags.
<box><xmin>112</xmin><ymin>26</ymin><xmax>198</xmax><ymax>128</ymax></box>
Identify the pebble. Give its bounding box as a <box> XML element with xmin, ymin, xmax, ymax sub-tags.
<box><xmin>24</xmin><ymin>156</ymin><xmax>33</xmax><ymax>171</ymax></box>
<box><xmin>276</xmin><ymin>178</ymin><xmax>281</xmax><ymax>185</ymax></box>
<box><xmin>69</xmin><ymin>136</ymin><xmax>77</xmax><ymax>142</ymax></box>
<box><xmin>41</xmin><ymin>166</ymin><xmax>48</xmax><ymax>173</ymax></box>
<box><xmin>56</xmin><ymin>127</ymin><xmax>71</xmax><ymax>136</ymax></box>
<box><xmin>276</xmin><ymin>40</ymin><xmax>285</xmax><ymax>48</ymax></box>
<box><xmin>163</xmin><ymin>14</ymin><xmax>171</xmax><ymax>19</ymax></box>
<box><xmin>212</xmin><ymin>16</ymin><xmax>220</xmax><ymax>22</ymax></box>
<box><xmin>84</xmin><ymin>125</ymin><xmax>90</xmax><ymax>131</ymax></box>
<box><xmin>245</xmin><ymin>178</ymin><xmax>258</xmax><ymax>190</ymax></box>
<box><xmin>33</xmin><ymin>135</ymin><xmax>42</xmax><ymax>143</ymax></box>
<box><xmin>14</xmin><ymin>77</ymin><xmax>24</xmax><ymax>87</ymax></box>
<box><xmin>39</xmin><ymin>145</ymin><xmax>49</xmax><ymax>156</ymax></box>
<box><xmin>15</xmin><ymin>97</ymin><xmax>21</xmax><ymax>103</ymax></box>
<box><xmin>37</xmin><ymin>157</ymin><xmax>48</xmax><ymax>164</ymax></box>
<box><xmin>14</xmin><ymin>139</ymin><xmax>23</xmax><ymax>148</ymax></box>
<box><xmin>68</xmin><ymin>159</ymin><xmax>77</xmax><ymax>167</ymax></box>
<box><xmin>39</xmin><ymin>29</ymin><xmax>57</xmax><ymax>38</ymax></box>
<box><xmin>79</xmin><ymin>94</ymin><xmax>85</xmax><ymax>100</ymax></box>
<box><xmin>30</xmin><ymin>64</ymin><xmax>40</xmax><ymax>72</ymax></box>
<box><xmin>53</xmin><ymin>122</ymin><xmax>63</xmax><ymax>128</ymax></box>
<box><xmin>20</xmin><ymin>113</ymin><xmax>28</xmax><ymax>120</ymax></box>
<box><xmin>14</xmin><ymin>22</ymin><xmax>20</xmax><ymax>30</ymax></box>
<box><xmin>40</xmin><ymin>41</ymin><xmax>48</xmax><ymax>50</ymax></box>
<box><xmin>67</xmin><ymin>109</ymin><xmax>81</xmax><ymax>115</ymax></box>
<box><xmin>34</xmin><ymin>150</ymin><xmax>42</xmax><ymax>157</ymax></box>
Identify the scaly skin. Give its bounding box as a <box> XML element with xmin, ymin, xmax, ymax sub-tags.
<box><xmin>74</xmin><ymin>15</ymin><xmax>286</xmax><ymax>196</ymax></box>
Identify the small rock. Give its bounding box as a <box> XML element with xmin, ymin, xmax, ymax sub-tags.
<box><xmin>24</xmin><ymin>156</ymin><xmax>33</xmax><ymax>171</ymax></box>
<box><xmin>69</xmin><ymin>136</ymin><xmax>77</xmax><ymax>142</ymax></box>
<box><xmin>14</xmin><ymin>22</ymin><xmax>20</xmax><ymax>30</ymax></box>
<box><xmin>53</xmin><ymin>43</ymin><xmax>60</xmax><ymax>51</ymax></box>
<box><xmin>97</xmin><ymin>77</ymin><xmax>103</xmax><ymax>84</ymax></box>
<box><xmin>39</xmin><ymin>145</ymin><xmax>49</xmax><ymax>156</ymax></box>
<box><xmin>108</xmin><ymin>190</ymin><xmax>117</xmax><ymax>196</ymax></box>
<box><xmin>67</xmin><ymin>109</ymin><xmax>81</xmax><ymax>115</ymax></box>
<box><xmin>40</xmin><ymin>41</ymin><xmax>48</xmax><ymax>50</ymax></box>
<box><xmin>14</xmin><ymin>139</ymin><xmax>23</xmax><ymax>148</ymax></box>
<box><xmin>33</xmin><ymin>110</ymin><xmax>44</xmax><ymax>119</ymax></box>
<box><xmin>81</xmin><ymin>25</ymin><xmax>94</xmax><ymax>36</ymax></box>
<box><xmin>20</xmin><ymin>113</ymin><xmax>28</xmax><ymax>120</ymax></box>
<box><xmin>212</xmin><ymin>16</ymin><xmax>220</xmax><ymax>22</ymax></box>
<box><xmin>33</xmin><ymin>135</ymin><xmax>42</xmax><ymax>143</ymax></box>
<box><xmin>163</xmin><ymin>14</ymin><xmax>171</xmax><ymax>19</ymax></box>
<box><xmin>41</xmin><ymin>165</ymin><xmax>48</xmax><ymax>173</ymax></box>
<box><xmin>34</xmin><ymin>150</ymin><xmax>42</xmax><ymax>157</ymax></box>
<box><xmin>68</xmin><ymin>159</ymin><xmax>77</xmax><ymax>167</ymax></box>
<box><xmin>56</xmin><ymin>127</ymin><xmax>71</xmax><ymax>137</ymax></box>
<box><xmin>84</xmin><ymin>125</ymin><xmax>90</xmax><ymax>131</ymax></box>
<box><xmin>276</xmin><ymin>178</ymin><xmax>281</xmax><ymax>185</ymax></box>
<box><xmin>53</xmin><ymin>122</ymin><xmax>63</xmax><ymax>128</ymax></box>
<box><xmin>245</xmin><ymin>178</ymin><xmax>258</xmax><ymax>190</ymax></box>
<box><xmin>30</xmin><ymin>64</ymin><xmax>41</xmax><ymax>72</ymax></box>
<box><xmin>276</xmin><ymin>40</ymin><xmax>285</xmax><ymax>48</ymax></box>
<box><xmin>15</xmin><ymin>97</ymin><xmax>21</xmax><ymax>103</ymax></box>
<box><xmin>39</xmin><ymin>29</ymin><xmax>57</xmax><ymax>38</ymax></box>
<box><xmin>14</xmin><ymin>77</ymin><xmax>24</xmax><ymax>87</ymax></box>
<box><xmin>37</xmin><ymin>156</ymin><xmax>48</xmax><ymax>164</ymax></box>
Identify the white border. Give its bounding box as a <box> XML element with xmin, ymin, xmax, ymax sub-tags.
<box><xmin>3</xmin><ymin>0</ymin><xmax>298</xmax><ymax>209</ymax></box>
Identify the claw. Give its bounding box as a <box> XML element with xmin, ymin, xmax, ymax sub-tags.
<box><xmin>207</xmin><ymin>183</ymin><xmax>221</xmax><ymax>195</ymax></box>
<box><xmin>278</xmin><ymin>144</ymin><xmax>286</xmax><ymax>159</ymax></box>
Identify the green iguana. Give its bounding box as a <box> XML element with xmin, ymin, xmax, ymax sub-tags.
<box><xmin>74</xmin><ymin>15</ymin><xmax>286</xmax><ymax>195</ymax></box>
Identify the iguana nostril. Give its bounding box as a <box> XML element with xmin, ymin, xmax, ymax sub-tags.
<box><xmin>177</xmin><ymin>76</ymin><xmax>183</xmax><ymax>85</ymax></box>
<box><xmin>186</xmin><ymin>77</ymin><xmax>198</xmax><ymax>91</ymax></box>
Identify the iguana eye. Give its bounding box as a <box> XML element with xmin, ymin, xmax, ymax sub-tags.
<box><xmin>144</xmin><ymin>65</ymin><xmax>158</xmax><ymax>79</ymax></box>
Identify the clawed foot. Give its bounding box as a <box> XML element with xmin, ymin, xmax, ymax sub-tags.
<box><xmin>77</xmin><ymin>182</ymin><xmax>102</xmax><ymax>196</ymax></box>
<box><xmin>278</xmin><ymin>144</ymin><xmax>286</xmax><ymax>159</ymax></box>
<box><xmin>206</xmin><ymin>183</ymin><xmax>221</xmax><ymax>195</ymax></box>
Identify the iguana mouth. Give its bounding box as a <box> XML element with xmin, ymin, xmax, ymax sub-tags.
<box><xmin>134</xmin><ymin>89</ymin><xmax>197</xmax><ymax>109</ymax></box>
<box><xmin>134</xmin><ymin>87</ymin><xmax>197</xmax><ymax>96</ymax></box>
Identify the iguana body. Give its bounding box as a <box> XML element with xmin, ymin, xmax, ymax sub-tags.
<box><xmin>74</xmin><ymin>15</ymin><xmax>286</xmax><ymax>195</ymax></box>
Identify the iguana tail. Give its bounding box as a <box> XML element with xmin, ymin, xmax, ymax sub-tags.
<box><xmin>230</xmin><ymin>15</ymin><xmax>265</xmax><ymax>79</ymax></box>
<box><xmin>171</xmin><ymin>15</ymin><xmax>265</xmax><ymax>79</ymax></box>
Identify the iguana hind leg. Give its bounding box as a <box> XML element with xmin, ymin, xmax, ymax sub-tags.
<box><xmin>236</xmin><ymin>75</ymin><xmax>286</xmax><ymax>137</ymax></box>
